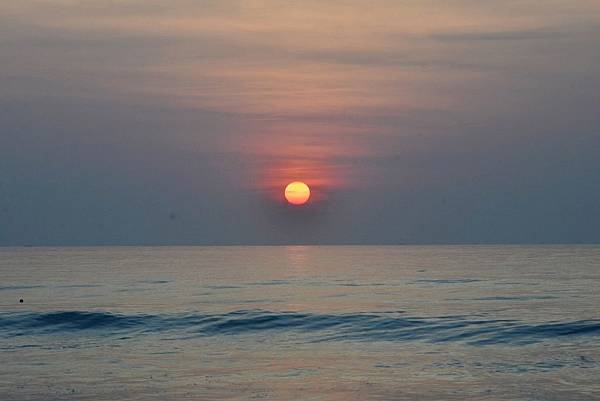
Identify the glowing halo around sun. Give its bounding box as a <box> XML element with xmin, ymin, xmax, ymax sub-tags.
<box><xmin>284</xmin><ymin>181</ymin><xmax>311</xmax><ymax>205</ymax></box>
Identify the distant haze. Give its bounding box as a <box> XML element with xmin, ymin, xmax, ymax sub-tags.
<box><xmin>1</xmin><ymin>1</ymin><xmax>600</xmax><ymax>245</ymax></box>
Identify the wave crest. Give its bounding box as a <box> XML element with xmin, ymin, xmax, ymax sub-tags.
<box><xmin>2</xmin><ymin>310</ymin><xmax>599</xmax><ymax>346</ymax></box>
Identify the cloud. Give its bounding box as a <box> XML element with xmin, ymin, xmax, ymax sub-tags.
<box><xmin>429</xmin><ymin>27</ymin><xmax>567</xmax><ymax>42</ymax></box>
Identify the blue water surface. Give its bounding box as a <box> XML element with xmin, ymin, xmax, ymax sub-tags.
<box><xmin>1</xmin><ymin>245</ymin><xmax>599</xmax><ymax>400</ymax></box>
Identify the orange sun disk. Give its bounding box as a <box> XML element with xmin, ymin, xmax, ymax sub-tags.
<box><xmin>284</xmin><ymin>181</ymin><xmax>310</xmax><ymax>205</ymax></box>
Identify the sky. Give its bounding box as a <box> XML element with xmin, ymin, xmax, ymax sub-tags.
<box><xmin>1</xmin><ymin>0</ymin><xmax>600</xmax><ymax>245</ymax></box>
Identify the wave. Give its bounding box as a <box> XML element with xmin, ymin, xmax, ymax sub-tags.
<box><xmin>1</xmin><ymin>310</ymin><xmax>599</xmax><ymax>346</ymax></box>
<box><xmin>0</xmin><ymin>285</ymin><xmax>45</xmax><ymax>291</ymax></box>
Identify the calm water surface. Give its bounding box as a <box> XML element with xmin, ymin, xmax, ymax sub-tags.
<box><xmin>1</xmin><ymin>246</ymin><xmax>599</xmax><ymax>400</ymax></box>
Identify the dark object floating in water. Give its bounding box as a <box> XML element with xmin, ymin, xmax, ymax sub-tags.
<box><xmin>19</xmin><ymin>299</ymin><xmax>23</xmax><ymax>303</ymax></box>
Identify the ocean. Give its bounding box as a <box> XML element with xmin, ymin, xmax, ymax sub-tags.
<box><xmin>1</xmin><ymin>245</ymin><xmax>599</xmax><ymax>400</ymax></box>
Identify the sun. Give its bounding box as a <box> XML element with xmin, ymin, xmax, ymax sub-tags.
<box><xmin>284</xmin><ymin>181</ymin><xmax>310</xmax><ymax>205</ymax></box>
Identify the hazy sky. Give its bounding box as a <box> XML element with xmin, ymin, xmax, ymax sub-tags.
<box><xmin>1</xmin><ymin>1</ymin><xmax>600</xmax><ymax>245</ymax></box>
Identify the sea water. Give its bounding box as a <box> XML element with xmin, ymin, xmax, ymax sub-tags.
<box><xmin>1</xmin><ymin>245</ymin><xmax>599</xmax><ymax>400</ymax></box>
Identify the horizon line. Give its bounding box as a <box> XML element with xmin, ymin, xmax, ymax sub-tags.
<box><xmin>1</xmin><ymin>242</ymin><xmax>599</xmax><ymax>248</ymax></box>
